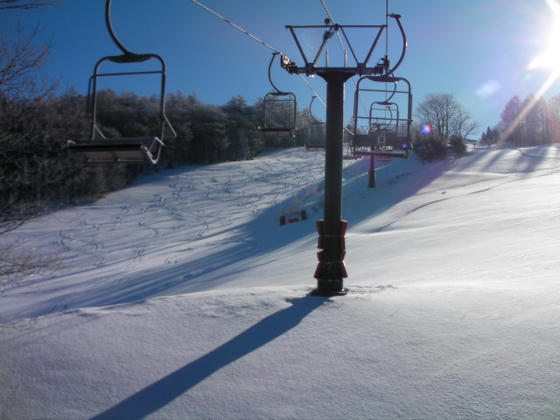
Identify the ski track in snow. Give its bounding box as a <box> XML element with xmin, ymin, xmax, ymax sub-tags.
<box><xmin>2</xmin><ymin>144</ymin><xmax>560</xmax><ymax>322</ymax></box>
<box><xmin>3</xmin><ymin>145</ymin><xmax>560</xmax><ymax>419</ymax></box>
<box><xmin>1</xmin><ymin>149</ymin><xmax>338</xmax><ymax>319</ymax></box>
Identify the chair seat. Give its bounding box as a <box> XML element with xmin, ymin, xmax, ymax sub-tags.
<box><xmin>354</xmin><ymin>149</ymin><xmax>408</xmax><ymax>159</ymax></box>
<box><xmin>353</xmin><ymin>134</ymin><xmax>377</xmax><ymax>148</ymax></box>
<box><xmin>260</xmin><ymin>128</ymin><xmax>295</xmax><ymax>137</ymax></box>
<box><xmin>68</xmin><ymin>137</ymin><xmax>163</xmax><ymax>164</ymax></box>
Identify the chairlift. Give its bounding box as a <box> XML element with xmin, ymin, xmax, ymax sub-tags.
<box><xmin>305</xmin><ymin>95</ymin><xmax>326</xmax><ymax>150</ymax></box>
<box><xmin>352</xmin><ymin>75</ymin><xmax>412</xmax><ymax>159</ymax></box>
<box><xmin>369</xmin><ymin>101</ymin><xmax>397</xmax><ymax>132</ymax></box>
<box><xmin>67</xmin><ymin>0</ymin><xmax>176</xmax><ymax>164</ymax></box>
<box><xmin>367</xmin><ymin>101</ymin><xmax>399</xmax><ymax>161</ymax></box>
<box><xmin>260</xmin><ymin>52</ymin><xmax>297</xmax><ymax>138</ymax></box>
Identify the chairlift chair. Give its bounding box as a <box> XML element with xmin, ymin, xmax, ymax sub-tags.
<box><xmin>352</xmin><ymin>75</ymin><xmax>412</xmax><ymax>159</ymax></box>
<box><xmin>369</xmin><ymin>101</ymin><xmax>398</xmax><ymax>133</ymax></box>
<box><xmin>67</xmin><ymin>0</ymin><xmax>176</xmax><ymax>164</ymax></box>
<box><xmin>367</xmin><ymin>101</ymin><xmax>401</xmax><ymax>159</ymax></box>
<box><xmin>260</xmin><ymin>53</ymin><xmax>297</xmax><ymax>138</ymax></box>
<box><xmin>305</xmin><ymin>95</ymin><xmax>326</xmax><ymax>149</ymax></box>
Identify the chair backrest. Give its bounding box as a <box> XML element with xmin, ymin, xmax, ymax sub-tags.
<box><xmin>88</xmin><ymin>53</ymin><xmax>176</xmax><ymax>143</ymax></box>
<box><xmin>262</xmin><ymin>91</ymin><xmax>297</xmax><ymax>133</ymax></box>
<box><xmin>307</xmin><ymin>122</ymin><xmax>326</xmax><ymax>148</ymax></box>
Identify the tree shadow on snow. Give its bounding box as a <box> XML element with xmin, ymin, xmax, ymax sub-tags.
<box><xmin>9</xmin><ymin>152</ymin><xmax>456</xmax><ymax>321</ymax></box>
<box><xmin>341</xmin><ymin>154</ymin><xmax>454</xmax><ymax>225</ymax></box>
<box><xmin>12</xmin><ymin>146</ymin><xmax>557</xmax><ymax>323</ymax></box>
<box><xmin>89</xmin><ymin>294</ymin><xmax>327</xmax><ymax>420</ymax></box>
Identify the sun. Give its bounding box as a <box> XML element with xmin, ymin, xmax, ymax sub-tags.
<box><xmin>497</xmin><ymin>0</ymin><xmax>560</xmax><ymax>144</ymax></box>
<box><xmin>529</xmin><ymin>0</ymin><xmax>560</xmax><ymax>75</ymax></box>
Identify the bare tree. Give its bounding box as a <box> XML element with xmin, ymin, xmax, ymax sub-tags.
<box><xmin>0</xmin><ymin>0</ymin><xmax>61</xmax><ymax>286</ymax></box>
<box><xmin>0</xmin><ymin>24</ymin><xmax>53</xmax><ymax>98</ymax></box>
<box><xmin>416</xmin><ymin>93</ymin><xmax>478</xmax><ymax>140</ymax></box>
<box><xmin>0</xmin><ymin>0</ymin><xmax>57</xmax><ymax>98</ymax></box>
<box><xmin>450</xmin><ymin>104</ymin><xmax>478</xmax><ymax>139</ymax></box>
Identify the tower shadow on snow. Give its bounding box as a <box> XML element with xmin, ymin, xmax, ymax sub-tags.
<box><xmin>90</xmin><ymin>294</ymin><xmax>327</xmax><ymax>420</ymax></box>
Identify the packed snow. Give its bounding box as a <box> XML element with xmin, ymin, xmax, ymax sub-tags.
<box><xmin>2</xmin><ymin>145</ymin><xmax>560</xmax><ymax>419</ymax></box>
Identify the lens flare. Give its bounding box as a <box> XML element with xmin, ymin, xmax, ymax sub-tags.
<box><xmin>421</xmin><ymin>124</ymin><xmax>432</xmax><ymax>134</ymax></box>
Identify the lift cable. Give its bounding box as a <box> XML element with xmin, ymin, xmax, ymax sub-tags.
<box><xmin>318</xmin><ymin>0</ymin><xmax>347</xmax><ymax>65</ymax></box>
<box><xmin>385</xmin><ymin>0</ymin><xmax>389</xmax><ymax>59</ymax></box>
<box><xmin>296</xmin><ymin>73</ymin><xmax>359</xmax><ymax>136</ymax></box>
<box><xmin>191</xmin><ymin>0</ymin><xmax>330</xmax><ymax>113</ymax></box>
<box><xmin>384</xmin><ymin>0</ymin><xmax>391</xmax><ymax>101</ymax></box>
<box><xmin>317</xmin><ymin>0</ymin><xmax>366</xmax><ymax>131</ymax></box>
<box><xmin>298</xmin><ymin>74</ymin><xmax>325</xmax><ymax>107</ymax></box>
<box><xmin>191</xmin><ymin>0</ymin><xmax>282</xmax><ymax>54</ymax></box>
<box><xmin>315</xmin><ymin>0</ymin><xmax>360</xmax><ymax>135</ymax></box>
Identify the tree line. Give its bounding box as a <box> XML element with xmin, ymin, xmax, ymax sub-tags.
<box><xmin>0</xmin><ymin>0</ymin><xmax>322</xmax><ymax>228</ymax></box>
<box><xmin>410</xmin><ymin>90</ymin><xmax>560</xmax><ymax>161</ymax></box>
<box><xmin>1</xmin><ymin>87</ymin><xmax>324</xmax><ymax>218</ymax></box>
<box><xmin>480</xmin><ymin>94</ymin><xmax>560</xmax><ymax>147</ymax></box>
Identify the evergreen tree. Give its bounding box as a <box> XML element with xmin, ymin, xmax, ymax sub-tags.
<box><xmin>547</xmin><ymin>94</ymin><xmax>560</xmax><ymax>143</ymax></box>
<box><xmin>222</xmin><ymin>95</ymin><xmax>253</xmax><ymax>161</ymax></box>
<box><xmin>165</xmin><ymin>91</ymin><xmax>194</xmax><ymax>167</ymax></box>
<box><xmin>189</xmin><ymin>100</ymin><xmax>228</xmax><ymax>163</ymax></box>
<box><xmin>522</xmin><ymin>95</ymin><xmax>549</xmax><ymax>146</ymax></box>
<box><xmin>499</xmin><ymin>95</ymin><xmax>523</xmax><ymax>145</ymax></box>
<box><xmin>449</xmin><ymin>135</ymin><xmax>466</xmax><ymax>156</ymax></box>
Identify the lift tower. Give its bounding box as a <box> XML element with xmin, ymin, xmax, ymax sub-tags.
<box><xmin>281</xmin><ymin>13</ymin><xmax>408</xmax><ymax>295</ymax></box>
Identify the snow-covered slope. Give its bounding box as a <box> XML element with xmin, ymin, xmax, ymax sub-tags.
<box><xmin>2</xmin><ymin>145</ymin><xmax>560</xmax><ymax>419</ymax></box>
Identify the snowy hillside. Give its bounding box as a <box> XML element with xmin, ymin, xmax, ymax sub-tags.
<box><xmin>2</xmin><ymin>145</ymin><xmax>560</xmax><ymax>419</ymax></box>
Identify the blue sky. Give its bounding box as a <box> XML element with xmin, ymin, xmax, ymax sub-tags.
<box><xmin>2</xmin><ymin>0</ymin><xmax>560</xmax><ymax>137</ymax></box>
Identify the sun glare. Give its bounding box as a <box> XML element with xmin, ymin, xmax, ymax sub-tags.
<box><xmin>497</xmin><ymin>0</ymin><xmax>560</xmax><ymax>144</ymax></box>
<box><xmin>529</xmin><ymin>0</ymin><xmax>560</xmax><ymax>75</ymax></box>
